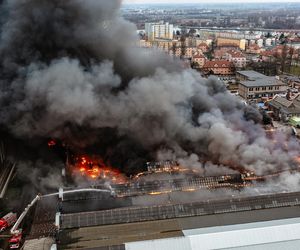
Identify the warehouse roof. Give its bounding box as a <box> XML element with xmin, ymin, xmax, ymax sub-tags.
<box><xmin>126</xmin><ymin>218</ymin><xmax>300</xmax><ymax>250</ymax></box>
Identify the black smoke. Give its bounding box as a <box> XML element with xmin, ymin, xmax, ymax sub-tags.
<box><xmin>0</xmin><ymin>0</ymin><xmax>299</xmax><ymax>181</ymax></box>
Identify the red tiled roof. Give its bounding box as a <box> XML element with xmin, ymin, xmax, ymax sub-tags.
<box><xmin>260</xmin><ymin>50</ymin><xmax>274</xmax><ymax>57</ymax></box>
<box><xmin>226</xmin><ymin>50</ymin><xmax>245</xmax><ymax>58</ymax></box>
<box><xmin>203</xmin><ymin>60</ymin><xmax>234</xmax><ymax>68</ymax></box>
<box><xmin>193</xmin><ymin>54</ymin><xmax>206</xmax><ymax>59</ymax></box>
<box><xmin>290</xmin><ymin>37</ymin><xmax>300</xmax><ymax>43</ymax></box>
<box><xmin>197</xmin><ymin>42</ymin><xmax>209</xmax><ymax>48</ymax></box>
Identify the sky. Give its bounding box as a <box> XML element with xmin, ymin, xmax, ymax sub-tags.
<box><xmin>124</xmin><ymin>0</ymin><xmax>300</xmax><ymax>4</ymax></box>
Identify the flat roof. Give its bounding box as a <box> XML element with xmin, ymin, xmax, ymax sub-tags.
<box><xmin>240</xmin><ymin>77</ymin><xmax>285</xmax><ymax>87</ymax></box>
<box><xmin>59</xmin><ymin>204</ymin><xmax>300</xmax><ymax>249</ymax></box>
<box><xmin>126</xmin><ymin>217</ymin><xmax>300</xmax><ymax>250</ymax></box>
<box><xmin>60</xmin><ymin>191</ymin><xmax>300</xmax><ymax>230</ymax></box>
<box><xmin>237</xmin><ymin>70</ymin><xmax>268</xmax><ymax>80</ymax></box>
<box><xmin>183</xmin><ymin>217</ymin><xmax>300</xmax><ymax>235</ymax></box>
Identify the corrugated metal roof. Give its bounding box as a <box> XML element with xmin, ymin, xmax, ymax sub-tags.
<box><xmin>222</xmin><ymin>239</ymin><xmax>300</xmax><ymax>250</ymax></box>
<box><xmin>125</xmin><ymin>237</ymin><xmax>192</xmax><ymax>250</ymax></box>
<box><xmin>126</xmin><ymin>218</ymin><xmax>300</xmax><ymax>250</ymax></box>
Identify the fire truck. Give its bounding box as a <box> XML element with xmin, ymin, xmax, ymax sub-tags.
<box><xmin>0</xmin><ymin>212</ymin><xmax>17</xmax><ymax>232</ymax></box>
<box><xmin>8</xmin><ymin>230</ymin><xmax>22</xmax><ymax>249</ymax></box>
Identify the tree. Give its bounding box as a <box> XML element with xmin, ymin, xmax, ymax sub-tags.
<box><xmin>170</xmin><ymin>42</ymin><xmax>177</xmax><ymax>57</ymax></box>
<box><xmin>180</xmin><ymin>34</ymin><xmax>187</xmax><ymax>59</ymax></box>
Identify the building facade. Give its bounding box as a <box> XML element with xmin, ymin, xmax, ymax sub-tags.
<box><xmin>224</xmin><ymin>50</ymin><xmax>247</xmax><ymax>69</ymax></box>
<box><xmin>192</xmin><ymin>53</ymin><xmax>207</xmax><ymax>68</ymax></box>
<box><xmin>237</xmin><ymin>71</ymin><xmax>287</xmax><ymax>101</ymax></box>
<box><xmin>145</xmin><ymin>21</ymin><xmax>174</xmax><ymax>41</ymax></box>
<box><xmin>202</xmin><ymin>60</ymin><xmax>235</xmax><ymax>75</ymax></box>
<box><xmin>268</xmin><ymin>95</ymin><xmax>300</xmax><ymax>121</ymax></box>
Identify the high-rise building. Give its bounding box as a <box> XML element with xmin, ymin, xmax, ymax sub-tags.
<box><xmin>145</xmin><ymin>21</ymin><xmax>174</xmax><ymax>41</ymax></box>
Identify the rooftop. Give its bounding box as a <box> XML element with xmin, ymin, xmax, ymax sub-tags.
<box><xmin>237</xmin><ymin>70</ymin><xmax>268</xmax><ymax>80</ymax></box>
<box><xmin>237</xmin><ymin>70</ymin><xmax>286</xmax><ymax>88</ymax></box>
<box><xmin>203</xmin><ymin>60</ymin><xmax>233</xmax><ymax>68</ymax></box>
<box><xmin>240</xmin><ymin>78</ymin><xmax>285</xmax><ymax>88</ymax></box>
<box><xmin>226</xmin><ymin>50</ymin><xmax>245</xmax><ymax>58</ymax></box>
<box><xmin>268</xmin><ymin>95</ymin><xmax>300</xmax><ymax>115</ymax></box>
<box><xmin>126</xmin><ymin>217</ymin><xmax>300</xmax><ymax>250</ymax></box>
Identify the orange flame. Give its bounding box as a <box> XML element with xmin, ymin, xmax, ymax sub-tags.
<box><xmin>73</xmin><ymin>155</ymin><xmax>126</xmax><ymax>183</ymax></box>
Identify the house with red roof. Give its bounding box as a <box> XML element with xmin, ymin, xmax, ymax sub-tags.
<box><xmin>202</xmin><ymin>60</ymin><xmax>235</xmax><ymax>75</ymax></box>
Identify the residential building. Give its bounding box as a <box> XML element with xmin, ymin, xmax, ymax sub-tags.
<box><xmin>192</xmin><ymin>53</ymin><xmax>207</xmax><ymax>68</ymax></box>
<box><xmin>185</xmin><ymin>47</ymin><xmax>197</xmax><ymax>58</ymax></box>
<box><xmin>224</xmin><ymin>50</ymin><xmax>247</xmax><ymax>69</ymax></box>
<box><xmin>202</xmin><ymin>60</ymin><xmax>235</xmax><ymax>76</ymax></box>
<box><xmin>197</xmin><ymin>42</ymin><xmax>210</xmax><ymax>53</ymax></box>
<box><xmin>213</xmin><ymin>49</ymin><xmax>226</xmax><ymax>59</ymax></box>
<box><xmin>260</xmin><ymin>50</ymin><xmax>276</xmax><ymax>62</ymax></box>
<box><xmin>246</xmin><ymin>44</ymin><xmax>262</xmax><ymax>54</ymax></box>
<box><xmin>139</xmin><ymin>40</ymin><xmax>152</xmax><ymax>48</ymax></box>
<box><xmin>257</xmin><ymin>39</ymin><xmax>264</xmax><ymax>48</ymax></box>
<box><xmin>145</xmin><ymin>21</ymin><xmax>174</xmax><ymax>41</ymax></box>
<box><xmin>237</xmin><ymin>70</ymin><xmax>287</xmax><ymax>101</ymax></box>
<box><xmin>265</xmin><ymin>38</ymin><xmax>273</xmax><ymax>47</ymax></box>
<box><xmin>268</xmin><ymin>95</ymin><xmax>300</xmax><ymax>121</ymax></box>
<box><xmin>217</xmin><ymin>38</ymin><xmax>247</xmax><ymax>50</ymax></box>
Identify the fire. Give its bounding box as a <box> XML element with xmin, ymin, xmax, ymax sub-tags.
<box><xmin>149</xmin><ymin>191</ymin><xmax>172</xmax><ymax>195</ymax></box>
<box><xmin>73</xmin><ymin>155</ymin><xmax>126</xmax><ymax>183</ymax></box>
<box><xmin>48</xmin><ymin>139</ymin><xmax>56</xmax><ymax>147</ymax></box>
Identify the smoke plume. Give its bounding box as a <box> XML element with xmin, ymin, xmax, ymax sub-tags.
<box><xmin>0</xmin><ymin>0</ymin><xmax>299</xmax><ymax>180</ymax></box>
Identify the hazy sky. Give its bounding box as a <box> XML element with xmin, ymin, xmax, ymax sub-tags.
<box><xmin>124</xmin><ymin>0</ymin><xmax>300</xmax><ymax>3</ymax></box>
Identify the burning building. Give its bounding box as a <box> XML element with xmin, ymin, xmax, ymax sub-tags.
<box><xmin>0</xmin><ymin>0</ymin><xmax>300</xmax><ymax>204</ymax></box>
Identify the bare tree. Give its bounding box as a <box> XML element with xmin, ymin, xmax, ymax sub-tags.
<box><xmin>170</xmin><ymin>41</ymin><xmax>177</xmax><ymax>57</ymax></box>
<box><xmin>180</xmin><ymin>34</ymin><xmax>187</xmax><ymax>59</ymax></box>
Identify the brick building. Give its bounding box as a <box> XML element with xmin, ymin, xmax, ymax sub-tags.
<box><xmin>202</xmin><ymin>60</ymin><xmax>235</xmax><ymax>75</ymax></box>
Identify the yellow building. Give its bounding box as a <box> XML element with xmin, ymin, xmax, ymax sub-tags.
<box><xmin>217</xmin><ymin>38</ymin><xmax>246</xmax><ymax>51</ymax></box>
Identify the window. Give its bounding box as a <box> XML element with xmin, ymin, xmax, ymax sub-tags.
<box><xmin>262</xmin><ymin>87</ymin><xmax>266</xmax><ymax>91</ymax></box>
<box><xmin>255</xmin><ymin>87</ymin><xmax>260</xmax><ymax>91</ymax></box>
<box><xmin>249</xmin><ymin>88</ymin><xmax>253</xmax><ymax>91</ymax></box>
<box><xmin>268</xmin><ymin>86</ymin><xmax>273</xmax><ymax>90</ymax></box>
